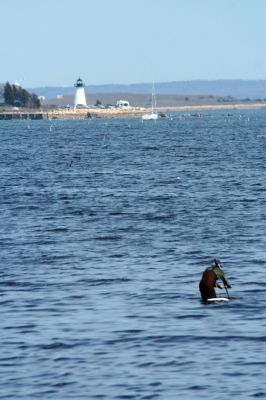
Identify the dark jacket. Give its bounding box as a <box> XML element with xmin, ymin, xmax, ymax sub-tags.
<box><xmin>199</xmin><ymin>265</ymin><xmax>231</xmax><ymax>301</ymax></box>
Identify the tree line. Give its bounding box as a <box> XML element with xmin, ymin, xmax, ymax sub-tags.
<box><xmin>3</xmin><ymin>82</ymin><xmax>40</xmax><ymax>108</ymax></box>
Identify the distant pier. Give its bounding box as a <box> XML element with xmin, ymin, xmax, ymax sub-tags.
<box><xmin>0</xmin><ymin>112</ymin><xmax>44</xmax><ymax>120</ymax></box>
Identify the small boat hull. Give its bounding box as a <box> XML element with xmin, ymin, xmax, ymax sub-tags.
<box><xmin>142</xmin><ymin>112</ymin><xmax>158</xmax><ymax>120</ymax></box>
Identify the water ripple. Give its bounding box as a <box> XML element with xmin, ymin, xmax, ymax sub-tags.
<box><xmin>1</xmin><ymin>113</ymin><xmax>266</xmax><ymax>399</ymax></box>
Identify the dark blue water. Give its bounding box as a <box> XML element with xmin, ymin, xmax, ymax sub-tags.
<box><xmin>1</xmin><ymin>111</ymin><xmax>266</xmax><ymax>399</ymax></box>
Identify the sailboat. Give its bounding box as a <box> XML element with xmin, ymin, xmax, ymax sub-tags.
<box><xmin>142</xmin><ymin>83</ymin><xmax>159</xmax><ymax>120</ymax></box>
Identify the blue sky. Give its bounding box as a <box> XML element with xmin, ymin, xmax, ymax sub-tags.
<box><xmin>1</xmin><ymin>0</ymin><xmax>266</xmax><ymax>87</ymax></box>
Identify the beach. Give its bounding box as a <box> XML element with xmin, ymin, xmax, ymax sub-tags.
<box><xmin>41</xmin><ymin>101</ymin><xmax>266</xmax><ymax>118</ymax></box>
<box><xmin>1</xmin><ymin>102</ymin><xmax>266</xmax><ymax>119</ymax></box>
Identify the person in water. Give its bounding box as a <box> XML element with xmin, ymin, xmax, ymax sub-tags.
<box><xmin>199</xmin><ymin>259</ymin><xmax>232</xmax><ymax>302</ymax></box>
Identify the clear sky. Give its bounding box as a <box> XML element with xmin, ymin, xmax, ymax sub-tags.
<box><xmin>1</xmin><ymin>0</ymin><xmax>266</xmax><ymax>87</ymax></box>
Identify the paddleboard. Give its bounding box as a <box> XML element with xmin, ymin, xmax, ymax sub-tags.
<box><xmin>207</xmin><ymin>297</ymin><xmax>229</xmax><ymax>303</ymax></box>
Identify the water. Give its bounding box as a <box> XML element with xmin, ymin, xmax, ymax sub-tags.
<box><xmin>0</xmin><ymin>110</ymin><xmax>266</xmax><ymax>399</ymax></box>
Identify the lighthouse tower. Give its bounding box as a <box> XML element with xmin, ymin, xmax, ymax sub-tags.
<box><xmin>74</xmin><ymin>77</ymin><xmax>87</xmax><ymax>108</ymax></box>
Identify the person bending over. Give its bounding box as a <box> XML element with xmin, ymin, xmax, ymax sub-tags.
<box><xmin>199</xmin><ymin>259</ymin><xmax>231</xmax><ymax>302</ymax></box>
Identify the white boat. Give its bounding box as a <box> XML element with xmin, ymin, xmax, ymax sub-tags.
<box><xmin>142</xmin><ymin>111</ymin><xmax>158</xmax><ymax>120</ymax></box>
<box><xmin>142</xmin><ymin>83</ymin><xmax>158</xmax><ymax>120</ymax></box>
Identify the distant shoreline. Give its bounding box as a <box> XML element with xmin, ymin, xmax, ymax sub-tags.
<box><xmin>1</xmin><ymin>102</ymin><xmax>266</xmax><ymax>120</ymax></box>
<box><xmin>43</xmin><ymin>102</ymin><xmax>266</xmax><ymax>118</ymax></box>
<box><xmin>160</xmin><ymin>102</ymin><xmax>266</xmax><ymax>111</ymax></box>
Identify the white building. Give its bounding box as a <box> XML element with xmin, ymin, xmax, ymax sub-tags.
<box><xmin>116</xmin><ymin>100</ymin><xmax>130</xmax><ymax>109</ymax></box>
<box><xmin>74</xmin><ymin>77</ymin><xmax>87</xmax><ymax>108</ymax></box>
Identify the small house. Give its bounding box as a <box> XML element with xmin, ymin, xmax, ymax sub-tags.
<box><xmin>116</xmin><ymin>100</ymin><xmax>130</xmax><ymax>109</ymax></box>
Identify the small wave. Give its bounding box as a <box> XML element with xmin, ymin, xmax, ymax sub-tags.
<box><xmin>142</xmin><ymin>146</ymin><xmax>160</xmax><ymax>151</ymax></box>
<box><xmin>188</xmin><ymin>385</ymin><xmax>209</xmax><ymax>391</ymax></box>
<box><xmin>109</xmin><ymin>211</ymin><xmax>128</xmax><ymax>216</ymax></box>
<box><xmin>114</xmin><ymin>329</ymin><xmax>144</xmax><ymax>334</ymax></box>
<box><xmin>69</xmin><ymin>209</ymin><xmax>96</xmax><ymax>216</ymax></box>
<box><xmin>174</xmin><ymin>314</ymin><xmax>206</xmax><ymax>320</ymax></box>
<box><xmin>146</xmin><ymin>195</ymin><xmax>175</xmax><ymax>202</ymax></box>
<box><xmin>52</xmin><ymin>381</ymin><xmax>75</xmax><ymax>388</ymax></box>
<box><xmin>47</xmin><ymin>227</ymin><xmax>69</xmax><ymax>232</ymax></box>
<box><xmin>77</xmin><ymin>278</ymin><xmax>131</xmax><ymax>286</ymax></box>
<box><xmin>104</xmin><ymin>334</ymin><xmax>266</xmax><ymax>346</ymax></box>
<box><xmin>0</xmin><ymin>280</ymin><xmax>34</xmax><ymax>288</ymax></box>
<box><xmin>109</xmin><ymin>254</ymin><xmax>126</xmax><ymax>259</ymax></box>
<box><xmin>94</xmin><ymin>235</ymin><xmax>123</xmax><ymax>241</ymax></box>
<box><xmin>42</xmin><ymin>342</ymin><xmax>73</xmax><ymax>350</ymax></box>
<box><xmin>144</xmin><ymin>213</ymin><xmax>176</xmax><ymax>222</ymax></box>
<box><xmin>252</xmin><ymin>392</ymin><xmax>266</xmax><ymax>398</ymax></box>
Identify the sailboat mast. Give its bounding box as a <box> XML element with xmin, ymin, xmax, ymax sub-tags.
<box><xmin>152</xmin><ymin>82</ymin><xmax>157</xmax><ymax>111</ymax></box>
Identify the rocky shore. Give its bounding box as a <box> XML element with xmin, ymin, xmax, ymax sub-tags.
<box><xmin>51</xmin><ymin>102</ymin><xmax>266</xmax><ymax>118</ymax></box>
<box><xmin>47</xmin><ymin>107</ymin><xmax>147</xmax><ymax>119</ymax></box>
<box><xmin>1</xmin><ymin>102</ymin><xmax>266</xmax><ymax>120</ymax></box>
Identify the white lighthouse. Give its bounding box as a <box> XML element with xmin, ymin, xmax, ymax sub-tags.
<box><xmin>74</xmin><ymin>77</ymin><xmax>87</xmax><ymax>108</ymax></box>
